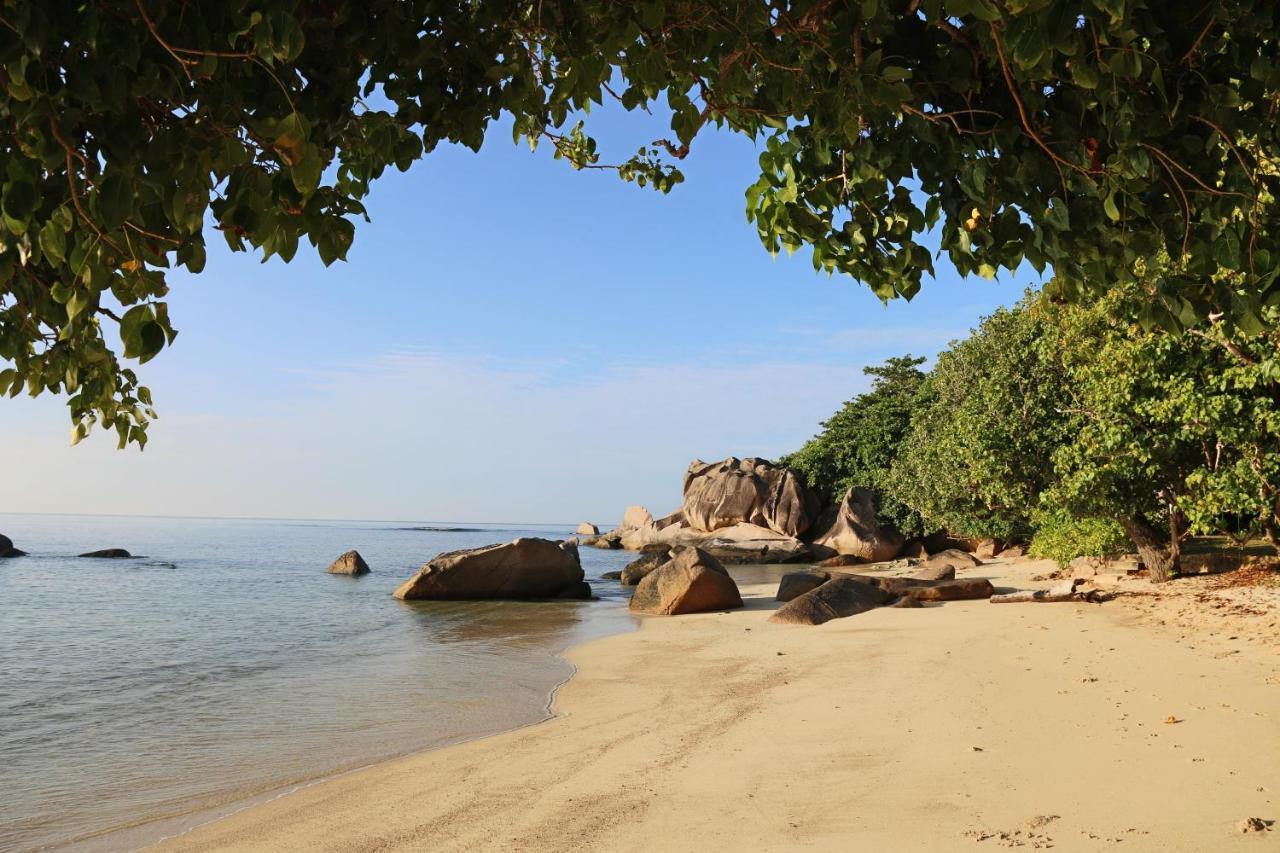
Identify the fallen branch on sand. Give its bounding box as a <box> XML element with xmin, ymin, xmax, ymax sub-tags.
<box><xmin>990</xmin><ymin>579</ymin><xmax>1112</xmax><ymax>604</ymax></box>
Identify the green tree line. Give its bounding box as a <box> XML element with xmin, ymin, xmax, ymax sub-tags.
<box><xmin>786</xmin><ymin>285</ymin><xmax>1280</xmax><ymax>581</ymax></box>
<box><xmin>2</xmin><ymin>1</ymin><xmax>1279</xmax><ymax>446</ymax></box>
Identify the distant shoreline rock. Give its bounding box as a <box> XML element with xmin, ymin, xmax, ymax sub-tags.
<box><xmin>78</xmin><ymin>549</ymin><xmax>133</xmax><ymax>559</ymax></box>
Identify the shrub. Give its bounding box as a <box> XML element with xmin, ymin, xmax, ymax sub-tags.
<box><xmin>1029</xmin><ymin>509</ymin><xmax>1129</xmax><ymax>568</ymax></box>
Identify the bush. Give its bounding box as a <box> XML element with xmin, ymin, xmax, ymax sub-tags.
<box><xmin>1029</xmin><ymin>509</ymin><xmax>1129</xmax><ymax>568</ymax></box>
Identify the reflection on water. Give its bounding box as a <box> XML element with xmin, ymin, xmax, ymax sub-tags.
<box><xmin>0</xmin><ymin>514</ymin><xmax>637</xmax><ymax>852</ymax></box>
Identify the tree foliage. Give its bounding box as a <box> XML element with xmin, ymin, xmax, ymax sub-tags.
<box><xmin>886</xmin><ymin>300</ymin><xmax>1074</xmax><ymax>541</ymax></box>
<box><xmin>2</xmin><ymin>1</ymin><xmax>1280</xmax><ymax>444</ymax></box>
<box><xmin>783</xmin><ymin>355</ymin><xmax>930</xmax><ymax>538</ymax></box>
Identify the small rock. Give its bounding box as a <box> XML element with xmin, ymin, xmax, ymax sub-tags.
<box><xmin>1236</xmin><ymin>817</ymin><xmax>1271</xmax><ymax>833</ymax></box>
<box><xmin>327</xmin><ymin>550</ymin><xmax>370</xmax><ymax>576</ymax></box>
<box><xmin>78</xmin><ymin>549</ymin><xmax>133</xmax><ymax>559</ymax></box>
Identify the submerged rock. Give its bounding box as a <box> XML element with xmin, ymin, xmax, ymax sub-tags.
<box><xmin>78</xmin><ymin>549</ymin><xmax>133</xmax><ymax>559</ymax></box>
<box><xmin>629</xmin><ymin>546</ymin><xmax>743</xmax><ymax>615</ymax></box>
<box><xmin>394</xmin><ymin>538</ymin><xmax>585</xmax><ymax>601</ymax></box>
<box><xmin>769</xmin><ymin>576</ymin><xmax>893</xmax><ymax>626</ymax></box>
<box><xmin>327</xmin><ymin>550</ymin><xmax>370</xmax><ymax>576</ymax></box>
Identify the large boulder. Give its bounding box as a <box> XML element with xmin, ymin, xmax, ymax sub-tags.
<box><xmin>620</xmin><ymin>549</ymin><xmax>671</xmax><ymax>586</ymax></box>
<box><xmin>79</xmin><ymin>548</ymin><xmax>132</xmax><ymax>559</ymax></box>
<box><xmin>912</xmin><ymin>562</ymin><xmax>956</xmax><ymax>582</ymax></box>
<box><xmin>810</xmin><ymin>488</ymin><xmax>904</xmax><ymax>562</ymax></box>
<box><xmin>974</xmin><ymin>538</ymin><xmax>1004</xmax><ymax>559</ymax></box>
<box><xmin>769</xmin><ymin>576</ymin><xmax>893</xmax><ymax>626</ymax></box>
<box><xmin>394</xmin><ymin>538</ymin><xmax>586</xmax><ymax>601</ymax></box>
<box><xmin>575</xmin><ymin>522</ymin><xmax>599</xmax><ymax>535</ymax></box>
<box><xmin>621</xmin><ymin>506</ymin><xmax>655</xmax><ymax>530</ymax></box>
<box><xmin>681</xmin><ymin>457</ymin><xmax>821</xmax><ymax>538</ymax></box>
<box><xmin>327</xmin><ymin>550</ymin><xmax>370</xmax><ymax>576</ymax></box>
<box><xmin>628</xmin><ymin>546</ymin><xmax>743</xmax><ymax>615</ymax></box>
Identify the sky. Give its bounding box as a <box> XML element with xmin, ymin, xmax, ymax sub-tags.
<box><xmin>3</xmin><ymin>102</ymin><xmax>1043</xmax><ymax>524</ymax></box>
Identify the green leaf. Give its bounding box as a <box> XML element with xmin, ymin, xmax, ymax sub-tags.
<box><xmin>97</xmin><ymin>172</ymin><xmax>134</xmax><ymax>232</ymax></box>
<box><xmin>39</xmin><ymin>219</ymin><xmax>67</xmax><ymax>264</ymax></box>
<box><xmin>2</xmin><ymin>179</ymin><xmax>37</xmax><ymax>235</ymax></box>
<box><xmin>1103</xmin><ymin>192</ymin><xmax>1121</xmax><ymax>222</ymax></box>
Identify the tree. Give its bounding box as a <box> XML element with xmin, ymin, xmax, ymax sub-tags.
<box><xmin>783</xmin><ymin>355</ymin><xmax>930</xmax><ymax>538</ymax></box>
<box><xmin>1042</xmin><ymin>284</ymin><xmax>1280</xmax><ymax>579</ymax></box>
<box><xmin>3</xmin><ymin>1</ymin><xmax>1279</xmax><ymax>445</ymax></box>
<box><xmin>886</xmin><ymin>299</ymin><xmax>1073</xmax><ymax>541</ymax></box>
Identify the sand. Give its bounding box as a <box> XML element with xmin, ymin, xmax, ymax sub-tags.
<box><xmin>152</xmin><ymin>558</ymin><xmax>1279</xmax><ymax>852</ymax></box>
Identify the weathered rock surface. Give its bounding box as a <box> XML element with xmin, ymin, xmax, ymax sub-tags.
<box><xmin>769</xmin><ymin>576</ymin><xmax>893</xmax><ymax>626</ymax></box>
<box><xmin>628</xmin><ymin>546</ymin><xmax>743</xmax><ymax>615</ymax></box>
<box><xmin>974</xmin><ymin>538</ymin><xmax>1004</xmax><ymax>559</ymax></box>
<box><xmin>79</xmin><ymin>549</ymin><xmax>133</xmax><ymax>559</ymax></box>
<box><xmin>600</xmin><ymin>571</ymin><xmax>623</xmax><ymax>581</ymax></box>
<box><xmin>581</xmin><ymin>532</ymin><xmax>621</xmax><ymax>549</ymax></box>
<box><xmin>925</xmin><ymin>548</ymin><xmax>982</xmax><ymax>570</ymax></box>
<box><xmin>622</xmin><ymin>506</ymin><xmax>655</xmax><ymax>530</ymax></box>
<box><xmin>575</xmin><ymin>522</ymin><xmax>599</xmax><ymax>536</ymax></box>
<box><xmin>897</xmin><ymin>578</ymin><xmax>995</xmax><ymax>601</ymax></box>
<box><xmin>327</xmin><ymin>550</ymin><xmax>370</xmax><ymax>576</ymax></box>
<box><xmin>699</xmin><ymin>536</ymin><xmax>810</xmax><ymax>565</ymax></box>
<box><xmin>681</xmin><ymin>457</ymin><xmax>821</xmax><ymax>538</ymax></box>
<box><xmin>912</xmin><ymin>563</ymin><xmax>956</xmax><ymax>582</ymax></box>
<box><xmin>620</xmin><ymin>550</ymin><xmax>670</xmax><ymax>586</ymax></box>
<box><xmin>998</xmin><ymin>544</ymin><xmax>1028</xmax><ymax>559</ymax></box>
<box><xmin>810</xmin><ymin>487</ymin><xmax>905</xmax><ymax>561</ymax></box>
<box><xmin>888</xmin><ymin>595</ymin><xmax>924</xmax><ymax>608</ymax></box>
<box><xmin>776</xmin><ymin>570</ymin><xmax>831</xmax><ymax>602</ymax></box>
<box><xmin>394</xmin><ymin>538</ymin><xmax>585</xmax><ymax>601</ymax></box>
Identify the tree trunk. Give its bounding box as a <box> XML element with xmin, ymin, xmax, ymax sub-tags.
<box><xmin>1262</xmin><ymin>502</ymin><xmax>1280</xmax><ymax>555</ymax></box>
<box><xmin>1121</xmin><ymin>516</ymin><xmax>1180</xmax><ymax>582</ymax></box>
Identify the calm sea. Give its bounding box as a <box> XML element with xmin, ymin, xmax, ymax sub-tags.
<box><xmin>0</xmin><ymin>513</ymin><xmax>639</xmax><ymax>852</ymax></box>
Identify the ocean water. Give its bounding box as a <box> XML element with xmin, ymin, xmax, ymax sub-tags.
<box><xmin>0</xmin><ymin>513</ymin><xmax>639</xmax><ymax>852</ymax></box>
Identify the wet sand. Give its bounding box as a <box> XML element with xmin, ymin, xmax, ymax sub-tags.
<box><xmin>151</xmin><ymin>557</ymin><xmax>1280</xmax><ymax>852</ymax></box>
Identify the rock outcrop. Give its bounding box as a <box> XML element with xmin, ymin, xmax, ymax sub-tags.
<box><xmin>79</xmin><ymin>549</ymin><xmax>133</xmax><ymax>559</ymax></box>
<box><xmin>628</xmin><ymin>546</ymin><xmax>743</xmax><ymax>615</ymax></box>
<box><xmin>682</xmin><ymin>457</ymin><xmax>821</xmax><ymax>538</ymax></box>
<box><xmin>810</xmin><ymin>487</ymin><xmax>905</xmax><ymax>561</ymax></box>
<box><xmin>394</xmin><ymin>538</ymin><xmax>588</xmax><ymax>601</ymax></box>
<box><xmin>770</xmin><ymin>576</ymin><xmax>893</xmax><ymax>625</ymax></box>
<box><xmin>575</xmin><ymin>522</ymin><xmax>599</xmax><ymax>536</ymax></box>
<box><xmin>327</xmin><ymin>550</ymin><xmax>370</xmax><ymax>576</ymax></box>
<box><xmin>776</xmin><ymin>570</ymin><xmax>831</xmax><ymax>602</ymax></box>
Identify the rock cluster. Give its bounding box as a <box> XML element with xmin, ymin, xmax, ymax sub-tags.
<box><xmin>394</xmin><ymin>538</ymin><xmax>589</xmax><ymax>601</ymax></box>
<box><xmin>771</xmin><ymin>569</ymin><xmax>994</xmax><ymax>625</ymax></box>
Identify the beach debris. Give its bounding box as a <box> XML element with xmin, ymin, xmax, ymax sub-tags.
<box><xmin>990</xmin><ymin>579</ymin><xmax>1111</xmax><ymax>604</ymax></box>
<box><xmin>394</xmin><ymin>537</ymin><xmax>588</xmax><ymax>601</ymax></box>
<box><xmin>78</xmin><ymin>548</ymin><xmax>133</xmax><ymax>559</ymax></box>
<box><xmin>1164</xmin><ymin>715</ymin><xmax>1181</xmax><ymax>725</ymax></box>
<box><xmin>1236</xmin><ymin>817</ymin><xmax>1272</xmax><ymax>833</ymax></box>
<box><xmin>629</xmin><ymin>546</ymin><xmax>743</xmax><ymax>615</ymax></box>
<box><xmin>327</xmin><ymin>550</ymin><xmax>370</xmax><ymax>576</ymax></box>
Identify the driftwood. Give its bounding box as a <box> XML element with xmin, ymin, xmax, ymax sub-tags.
<box><xmin>989</xmin><ymin>579</ymin><xmax>1111</xmax><ymax>604</ymax></box>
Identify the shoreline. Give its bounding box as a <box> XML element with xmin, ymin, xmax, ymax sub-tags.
<box><xmin>146</xmin><ymin>555</ymin><xmax>1280</xmax><ymax>853</ymax></box>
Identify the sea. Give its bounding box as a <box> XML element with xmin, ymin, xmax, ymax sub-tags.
<box><xmin>0</xmin><ymin>513</ymin><xmax>641</xmax><ymax>852</ymax></box>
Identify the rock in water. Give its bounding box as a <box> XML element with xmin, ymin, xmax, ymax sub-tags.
<box><xmin>78</xmin><ymin>549</ymin><xmax>132</xmax><ymax>559</ymax></box>
<box><xmin>0</xmin><ymin>534</ymin><xmax>23</xmax><ymax>558</ymax></box>
<box><xmin>394</xmin><ymin>538</ymin><xmax>585</xmax><ymax>601</ymax></box>
<box><xmin>681</xmin><ymin>457</ymin><xmax>821</xmax><ymax>538</ymax></box>
<box><xmin>327</xmin><ymin>550</ymin><xmax>370</xmax><ymax>576</ymax></box>
<box><xmin>600</xmin><ymin>571</ymin><xmax>623</xmax><ymax>581</ymax></box>
<box><xmin>810</xmin><ymin>487</ymin><xmax>905</xmax><ymax>562</ymax></box>
<box><xmin>776</xmin><ymin>570</ymin><xmax>830</xmax><ymax>602</ymax></box>
<box><xmin>620</xmin><ymin>549</ymin><xmax>671</xmax><ymax>586</ymax></box>
<box><xmin>629</xmin><ymin>546</ymin><xmax>743</xmax><ymax>615</ymax></box>
<box><xmin>575</xmin><ymin>522</ymin><xmax>599</xmax><ymax>535</ymax></box>
<box><xmin>769</xmin><ymin>576</ymin><xmax>893</xmax><ymax>626</ymax></box>
<box><xmin>925</xmin><ymin>548</ymin><xmax>982</xmax><ymax>570</ymax></box>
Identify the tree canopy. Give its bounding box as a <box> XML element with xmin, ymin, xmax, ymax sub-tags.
<box><xmin>2</xmin><ymin>1</ymin><xmax>1279</xmax><ymax>446</ymax></box>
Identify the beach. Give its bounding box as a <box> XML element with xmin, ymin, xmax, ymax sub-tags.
<box><xmin>152</xmin><ymin>556</ymin><xmax>1280</xmax><ymax>852</ymax></box>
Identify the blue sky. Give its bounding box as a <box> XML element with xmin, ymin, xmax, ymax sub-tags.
<box><xmin>4</xmin><ymin>102</ymin><xmax>1042</xmax><ymax>523</ymax></box>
